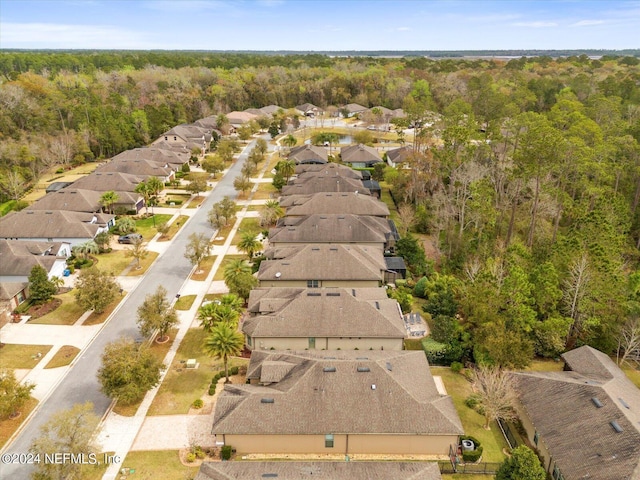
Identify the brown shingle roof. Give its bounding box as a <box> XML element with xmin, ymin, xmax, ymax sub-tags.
<box><xmin>257</xmin><ymin>244</ymin><xmax>385</xmax><ymax>283</ymax></box>
<box><xmin>212</xmin><ymin>350</ymin><xmax>463</xmax><ymax>436</ymax></box>
<box><xmin>344</xmin><ymin>103</ymin><xmax>368</xmax><ymax>114</ymax></box>
<box><xmin>27</xmin><ymin>189</ymin><xmax>102</xmax><ymax>213</ymax></box>
<box><xmin>96</xmin><ymin>158</ymin><xmax>173</xmax><ymax>178</ymax></box>
<box><xmin>282</xmin><ymin>192</ymin><xmax>389</xmax><ymax>217</ymax></box>
<box><xmin>248</xmin><ymin>287</ymin><xmax>390</xmax><ymax>313</ymax></box>
<box><xmin>294</xmin><ymin>163</ymin><xmax>362</xmax><ymax>179</ymax></box>
<box><xmin>243</xmin><ymin>288</ymin><xmax>405</xmax><ymax>339</ymax></box>
<box><xmin>268</xmin><ymin>215</ymin><xmax>391</xmax><ymax>245</ymax></box>
<box><xmin>112</xmin><ymin>147</ymin><xmax>189</xmax><ymax>166</ymax></box>
<box><xmin>280</xmin><ymin>176</ymin><xmax>370</xmax><ymax>196</ymax></box>
<box><xmin>196</xmin><ymin>461</ymin><xmax>443</xmax><ymax>480</ymax></box>
<box><xmin>70</xmin><ymin>172</ymin><xmax>144</xmax><ymax>192</ymax></box>
<box><xmin>0</xmin><ymin>282</ymin><xmax>28</xmax><ymax>300</ymax></box>
<box><xmin>514</xmin><ymin>346</ymin><xmax>640</xmax><ymax>480</ymax></box>
<box><xmin>0</xmin><ymin>240</ymin><xmax>67</xmax><ymax>277</ymax></box>
<box><xmin>387</xmin><ymin>146</ymin><xmax>412</xmax><ymax>165</ymax></box>
<box><xmin>0</xmin><ymin>211</ymin><xmax>110</xmax><ymax>240</ymax></box>
<box><xmin>288</xmin><ymin>144</ymin><xmax>328</xmax><ymax>164</ymax></box>
<box><xmin>341</xmin><ymin>144</ymin><xmax>382</xmax><ymax>165</ymax></box>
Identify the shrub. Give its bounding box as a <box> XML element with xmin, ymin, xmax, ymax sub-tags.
<box><xmin>220</xmin><ymin>445</ymin><xmax>233</xmax><ymax>460</ymax></box>
<box><xmin>414</xmin><ymin>276</ymin><xmax>429</xmax><ymax>298</ymax></box>
<box><xmin>208</xmin><ymin>385</ymin><xmax>216</xmax><ymax>396</ymax></box>
<box><xmin>166</xmin><ymin>199</ymin><xmax>183</xmax><ymax>205</ymax></box>
<box><xmin>55</xmin><ymin>168</ymin><xmax>64</xmax><ymax>174</ymax></box>
<box><xmin>192</xmin><ymin>399</ymin><xmax>204</xmax><ymax>409</ymax></box>
<box><xmin>451</xmin><ymin>361</ymin><xmax>463</xmax><ymax>374</ymax></box>
<box><xmin>464</xmin><ymin>394</ymin><xmax>480</xmax><ymax>409</ymax></box>
<box><xmin>185</xmin><ymin>453</ymin><xmax>196</xmax><ymax>463</ymax></box>
<box><xmin>460</xmin><ymin>435</ymin><xmax>483</xmax><ymax>463</ymax></box>
<box><xmin>195</xmin><ymin>447</ymin><xmax>206</xmax><ymax>459</ymax></box>
<box><xmin>229</xmin><ymin>366</ymin><xmax>239</xmax><ymax>376</ymax></box>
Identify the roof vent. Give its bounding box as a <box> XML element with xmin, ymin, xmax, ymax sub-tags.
<box><xmin>592</xmin><ymin>397</ymin><xmax>603</xmax><ymax>408</ymax></box>
<box><xmin>275</xmin><ymin>272</ymin><xmax>281</xmax><ymax>278</ymax></box>
<box><xmin>311</xmin><ymin>248</ymin><xmax>320</xmax><ymax>251</ymax></box>
<box><xmin>307</xmin><ymin>292</ymin><xmax>321</xmax><ymax>297</ymax></box>
<box><xmin>352</xmin><ymin>289</ymin><xmax>356</xmax><ymax>296</ymax></box>
<box><xmin>262</xmin><ymin>474</ymin><xmax>278</xmax><ymax>478</ymax></box>
<box><xmin>323</xmin><ymin>367</ymin><xmax>336</xmax><ymax>373</ymax></box>
<box><xmin>619</xmin><ymin>398</ymin><xmax>630</xmax><ymax>409</ymax></box>
<box><xmin>356</xmin><ymin>357</ymin><xmax>368</xmax><ymax>360</ymax></box>
<box><xmin>326</xmin><ymin>292</ymin><xmax>340</xmax><ymax>297</ymax></box>
<box><xmin>610</xmin><ymin>420</ymin><xmax>623</xmax><ymax>433</ymax></box>
<box><xmin>329</xmin><ymin>247</ymin><xmax>338</xmax><ymax>251</ymax></box>
<box><xmin>375</xmin><ymin>301</ymin><xmax>380</xmax><ymax>310</ymax></box>
<box><xmin>357</xmin><ymin>367</ymin><xmax>370</xmax><ymax>373</ymax></box>
<box><xmin>261</xmin><ymin>398</ymin><xmax>275</xmax><ymax>404</ymax></box>
<box><xmin>371</xmin><ymin>384</ymin><xmax>376</xmax><ymax>390</ymax></box>
<box><xmin>386</xmin><ymin>362</ymin><xmax>393</xmax><ymax>371</ymax></box>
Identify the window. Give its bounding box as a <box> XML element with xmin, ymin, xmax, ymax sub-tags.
<box><xmin>307</xmin><ymin>280</ymin><xmax>320</xmax><ymax>288</ymax></box>
<box><xmin>164</xmin><ymin>136</ymin><xmax>168</xmax><ymax>141</ymax></box>
<box><xmin>533</xmin><ymin>431</ymin><xmax>539</xmax><ymax>446</ymax></box>
<box><xmin>308</xmin><ymin>337</ymin><xmax>316</xmax><ymax>349</ymax></box>
<box><xmin>247</xmin><ymin>336</ymin><xmax>252</xmax><ymax>347</ymax></box>
<box><xmin>325</xmin><ymin>434</ymin><xmax>334</xmax><ymax>448</ymax></box>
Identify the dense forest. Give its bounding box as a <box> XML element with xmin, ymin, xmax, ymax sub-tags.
<box><xmin>1</xmin><ymin>51</ymin><xmax>640</xmax><ymax>367</ymax></box>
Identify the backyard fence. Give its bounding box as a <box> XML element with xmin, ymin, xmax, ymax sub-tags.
<box><xmin>438</xmin><ymin>460</ymin><xmax>501</xmax><ymax>475</ymax></box>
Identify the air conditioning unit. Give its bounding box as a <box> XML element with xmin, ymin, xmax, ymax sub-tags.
<box><xmin>461</xmin><ymin>439</ymin><xmax>475</xmax><ymax>451</ymax></box>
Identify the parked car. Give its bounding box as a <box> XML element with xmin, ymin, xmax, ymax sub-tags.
<box><xmin>117</xmin><ymin>233</ymin><xmax>143</xmax><ymax>244</ymax></box>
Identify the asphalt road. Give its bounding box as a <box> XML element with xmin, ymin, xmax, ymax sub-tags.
<box><xmin>0</xmin><ymin>137</ymin><xmax>259</xmax><ymax>479</ymax></box>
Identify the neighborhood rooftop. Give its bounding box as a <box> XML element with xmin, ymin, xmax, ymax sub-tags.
<box><xmin>280</xmin><ymin>192</ymin><xmax>389</xmax><ymax>217</ymax></box>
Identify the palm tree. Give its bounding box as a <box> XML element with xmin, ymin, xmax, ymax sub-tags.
<box><xmin>72</xmin><ymin>241</ymin><xmax>99</xmax><ymax>260</ymax></box>
<box><xmin>146</xmin><ymin>176</ymin><xmax>164</xmax><ymax>197</ymax></box>
<box><xmin>203</xmin><ymin>322</ymin><xmax>244</xmax><ymax>383</ymax></box>
<box><xmin>223</xmin><ymin>258</ymin><xmax>252</xmax><ymax>289</ymax></box>
<box><xmin>134</xmin><ymin>181</ymin><xmax>152</xmax><ymax>214</ymax></box>
<box><xmin>260</xmin><ymin>200</ymin><xmax>284</xmax><ymax>227</ymax></box>
<box><xmin>198</xmin><ymin>303</ymin><xmax>240</xmax><ymax>332</ymax></box>
<box><xmin>219</xmin><ymin>293</ymin><xmax>244</xmax><ymax>312</ymax></box>
<box><xmin>99</xmin><ymin>191</ymin><xmax>119</xmax><ymax>214</ymax></box>
<box><xmin>50</xmin><ymin>276</ymin><xmax>64</xmax><ymax>294</ymax></box>
<box><xmin>237</xmin><ymin>231</ymin><xmax>262</xmax><ymax>261</ymax></box>
<box><xmin>276</xmin><ymin>160</ymin><xmax>295</xmax><ymax>182</ymax></box>
<box><xmin>282</xmin><ymin>134</ymin><xmax>297</xmax><ymax>153</ymax></box>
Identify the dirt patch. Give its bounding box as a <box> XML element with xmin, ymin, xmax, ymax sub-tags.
<box><xmin>27</xmin><ymin>298</ymin><xmax>62</xmax><ymax>319</ymax></box>
<box><xmin>421</xmin><ymin>234</ymin><xmax>441</xmax><ymax>265</ymax></box>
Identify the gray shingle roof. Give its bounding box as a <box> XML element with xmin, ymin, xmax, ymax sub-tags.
<box><xmin>27</xmin><ymin>189</ymin><xmax>103</xmax><ymax>213</ymax></box>
<box><xmin>281</xmin><ymin>176</ymin><xmax>370</xmax><ymax>196</ymax></box>
<box><xmin>213</xmin><ymin>350</ymin><xmax>463</xmax><ymax>436</ymax></box>
<box><xmin>112</xmin><ymin>147</ymin><xmax>189</xmax><ymax>166</ymax></box>
<box><xmin>96</xmin><ymin>158</ymin><xmax>173</xmax><ymax>178</ymax></box>
<box><xmin>248</xmin><ymin>287</ymin><xmax>390</xmax><ymax>313</ymax></box>
<box><xmin>70</xmin><ymin>172</ymin><xmax>144</xmax><ymax>192</ymax></box>
<box><xmin>242</xmin><ymin>288</ymin><xmax>405</xmax><ymax>339</ymax></box>
<box><xmin>294</xmin><ymin>163</ymin><xmax>363</xmax><ymax>179</ymax></box>
<box><xmin>0</xmin><ymin>210</ymin><xmax>111</xmax><ymax>240</ymax></box>
<box><xmin>282</xmin><ymin>192</ymin><xmax>389</xmax><ymax>217</ymax></box>
<box><xmin>514</xmin><ymin>346</ymin><xmax>640</xmax><ymax>480</ymax></box>
<box><xmin>196</xmin><ymin>461</ymin><xmax>443</xmax><ymax>480</ymax></box>
<box><xmin>0</xmin><ymin>281</ymin><xmax>28</xmax><ymax>301</ymax></box>
<box><xmin>344</xmin><ymin>103</ymin><xmax>368</xmax><ymax>114</ymax></box>
<box><xmin>258</xmin><ymin>244</ymin><xmax>385</xmax><ymax>282</ymax></box>
<box><xmin>288</xmin><ymin>144</ymin><xmax>328</xmax><ymax>164</ymax></box>
<box><xmin>0</xmin><ymin>240</ymin><xmax>67</xmax><ymax>277</ymax></box>
<box><xmin>341</xmin><ymin>144</ymin><xmax>383</xmax><ymax>165</ymax></box>
<box><xmin>268</xmin><ymin>215</ymin><xmax>391</xmax><ymax>245</ymax></box>
<box><xmin>387</xmin><ymin>146</ymin><xmax>412</xmax><ymax>164</ymax></box>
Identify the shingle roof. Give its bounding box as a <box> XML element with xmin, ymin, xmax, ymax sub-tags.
<box><xmin>70</xmin><ymin>172</ymin><xmax>144</xmax><ymax>192</ymax></box>
<box><xmin>280</xmin><ymin>176</ymin><xmax>370</xmax><ymax>196</ymax></box>
<box><xmin>295</xmin><ymin>103</ymin><xmax>321</xmax><ymax>114</ymax></box>
<box><xmin>242</xmin><ymin>288</ymin><xmax>406</xmax><ymax>339</ymax></box>
<box><xmin>212</xmin><ymin>350</ymin><xmax>463</xmax><ymax>436</ymax></box>
<box><xmin>288</xmin><ymin>144</ymin><xmax>328</xmax><ymax>164</ymax></box>
<box><xmin>96</xmin><ymin>158</ymin><xmax>173</xmax><ymax>178</ymax></box>
<box><xmin>258</xmin><ymin>244</ymin><xmax>385</xmax><ymax>282</ymax></box>
<box><xmin>196</xmin><ymin>461</ymin><xmax>443</xmax><ymax>480</ymax></box>
<box><xmin>268</xmin><ymin>215</ymin><xmax>392</xmax><ymax>245</ymax></box>
<box><xmin>260</xmin><ymin>105</ymin><xmax>282</xmax><ymax>116</ymax></box>
<box><xmin>162</xmin><ymin>124</ymin><xmax>211</xmax><ymax>142</ymax></box>
<box><xmin>514</xmin><ymin>346</ymin><xmax>640</xmax><ymax>480</ymax></box>
<box><xmin>344</xmin><ymin>103</ymin><xmax>368</xmax><ymax>114</ymax></box>
<box><xmin>387</xmin><ymin>146</ymin><xmax>412</xmax><ymax>164</ymax></box>
<box><xmin>341</xmin><ymin>144</ymin><xmax>382</xmax><ymax>165</ymax></box>
<box><xmin>0</xmin><ymin>240</ymin><xmax>67</xmax><ymax>277</ymax></box>
<box><xmin>0</xmin><ymin>210</ymin><xmax>111</xmax><ymax>240</ymax></box>
<box><xmin>227</xmin><ymin>111</ymin><xmax>258</xmax><ymax>125</ymax></box>
<box><xmin>112</xmin><ymin>147</ymin><xmax>189</xmax><ymax>166</ymax></box>
<box><xmin>0</xmin><ymin>281</ymin><xmax>28</xmax><ymax>300</ymax></box>
<box><xmin>282</xmin><ymin>192</ymin><xmax>389</xmax><ymax>217</ymax></box>
<box><xmin>294</xmin><ymin>163</ymin><xmax>363</xmax><ymax>179</ymax></box>
<box><xmin>27</xmin><ymin>189</ymin><xmax>103</xmax><ymax>213</ymax></box>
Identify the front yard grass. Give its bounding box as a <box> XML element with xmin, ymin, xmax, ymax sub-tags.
<box><xmin>0</xmin><ymin>397</ymin><xmax>38</xmax><ymax>448</ymax></box>
<box><xmin>174</xmin><ymin>295</ymin><xmax>197</xmax><ymax>311</ymax></box>
<box><xmin>213</xmin><ymin>255</ymin><xmax>245</xmax><ymax>281</ymax></box>
<box><xmin>157</xmin><ymin>215</ymin><xmax>189</xmax><ymax>242</ymax></box>
<box><xmin>231</xmin><ymin>217</ymin><xmax>262</xmax><ymax>244</ymax></box>
<box><xmin>211</xmin><ymin>223</ymin><xmax>233</xmax><ymax>245</ymax></box>
<box><xmin>44</xmin><ymin>345</ymin><xmax>80</xmax><ymax>368</ymax></box>
<box><xmin>127</xmin><ymin>251</ymin><xmax>159</xmax><ymax>276</ymax></box>
<box><xmin>112</xmin><ymin>329</ymin><xmax>177</xmax><ymax>417</ymax></box>
<box><xmin>186</xmin><ymin>195</ymin><xmax>207</xmax><ymax>208</ymax></box>
<box><xmin>82</xmin><ymin>295</ymin><xmax>124</xmax><ymax>326</ymax></box>
<box><xmin>121</xmin><ymin>450</ymin><xmax>198</xmax><ymax>478</ymax></box>
<box><xmin>148</xmin><ymin>328</ymin><xmax>247</xmax><ymax>415</ymax></box>
<box><xmin>95</xmin><ymin>249</ymin><xmax>131</xmax><ymax>275</ymax></box>
<box><xmin>191</xmin><ymin>256</ymin><xmax>217</xmax><ymax>281</ymax></box>
<box><xmin>432</xmin><ymin>366</ymin><xmax>508</xmax><ymax>463</ymax></box>
<box><xmin>0</xmin><ymin>344</ymin><xmax>53</xmax><ymax>369</ymax></box>
<box><xmin>135</xmin><ymin>214</ymin><xmax>173</xmax><ymax>239</ymax></box>
<box><xmin>252</xmin><ymin>182</ymin><xmax>278</xmax><ymax>200</ymax></box>
<box><xmin>28</xmin><ymin>291</ymin><xmax>84</xmax><ymax>325</ymax></box>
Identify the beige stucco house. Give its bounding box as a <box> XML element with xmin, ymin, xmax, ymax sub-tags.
<box><xmin>212</xmin><ymin>350</ymin><xmax>463</xmax><ymax>456</ymax></box>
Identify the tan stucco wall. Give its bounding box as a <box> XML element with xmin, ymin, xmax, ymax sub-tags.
<box><xmin>250</xmin><ymin>336</ymin><xmax>403</xmax><ymax>351</ymax></box>
<box><xmin>257</xmin><ymin>280</ymin><xmax>380</xmax><ymax>288</ymax></box>
<box><xmin>222</xmin><ymin>434</ymin><xmax>456</xmax><ymax>456</ymax></box>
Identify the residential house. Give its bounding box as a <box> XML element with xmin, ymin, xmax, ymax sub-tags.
<box><xmin>45</xmin><ymin>181</ymin><xmax>73</xmax><ymax>193</ymax></box>
<box><xmin>288</xmin><ymin>144</ymin><xmax>328</xmax><ymax>165</ymax></box>
<box><xmin>295</xmin><ymin>103</ymin><xmax>322</xmax><ymax>117</ymax></box>
<box><xmin>0</xmin><ymin>282</ymin><xmax>29</xmax><ymax>326</ymax></box>
<box><xmin>280</xmin><ymin>176</ymin><xmax>371</xmax><ymax>197</ymax></box>
<box><xmin>294</xmin><ymin>163</ymin><xmax>363</xmax><ymax>179</ymax></box>
<box><xmin>242</xmin><ymin>288</ymin><xmax>406</xmax><ymax>351</ymax></box>
<box><xmin>27</xmin><ymin>189</ymin><xmax>103</xmax><ymax>214</ymax></box>
<box><xmin>196</xmin><ymin>461</ymin><xmax>443</xmax><ymax>480</ymax></box>
<box><xmin>0</xmin><ymin>210</ymin><xmax>114</xmax><ymax>247</ymax></box>
<box><xmin>226</xmin><ymin>111</ymin><xmax>259</xmax><ymax>131</ymax></box>
<box><xmin>95</xmin><ymin>158</ymin><xmax>174</xmax><ymax>183</ymax></box>
<box><xmin>70</xmin><ymin>172</ymin><xmax>145</xmax><ymax>212</ymax></box>
<box><xmin>341</xmin><ymin>103</ymin><xmax>368</xmax><ymax>117</ymax></box>
<box><xmin>258</xmin><ymin>105</ymin><xmax>283</xmax><ymax>116</ymax></box>
<box><xmin>267</xmin><ymin>214</ymin><xmax>398</xmax><ymax>252</ymax></box>
<box><xmin>153</xmin><ymin>124</ymin><xmax>212</xmax><ymax>153</ymax></box>
<box><xmin>340</xmin><ymin>144</ymin><xmax>383</xmax><ymax>168</ymax></box>
<box><xmin>111</xmin><ymin>147</ymin><xmax>190</xmax><ymax>169</ymax></box>
<box><xmin>386</xmin><ymin>145</ymin><xmax>413</xmax><ymax>168</ymax></box>
<box><xmin>257</xmin><ymin>243</ymin><xmax>387</xmax><ymax>288</ymax></box>
<box><xmin>513</xmin><ymin>345</ymin><xmax>640</xmax><ymax>480</ymax></box>
<box><xmin>211</xmin><ymin>350</ymin><xmax>464</xmax><ymax>455</ymax></box>
<box><xmin>194</xmin><ymin>116</ymin><xmax>223</xmax><ymax>137</ymax></box>
<box><xmin>0</xmin><ymin>239</ymin><xmax>71</xmax><ymax>283</ymax></box>
<box><xmin>280</xmin><ymin>192</ymin><xmax>389</xmax><ymax>218</ymax></box>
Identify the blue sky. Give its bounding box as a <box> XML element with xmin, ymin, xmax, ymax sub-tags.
<box><xmin>0</xmin><ymin>0</ymin><xmax>638</xmax><ymax>51</ymax></box>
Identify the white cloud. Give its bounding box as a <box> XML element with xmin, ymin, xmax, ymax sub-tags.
<box><xmin>512</xmin><ymin>21</ymin><xmax>558</xmax><ymax>28</ymax></box>
<box><xmin>0</xmin><ymin>22</ymin><xmax>154</xmax><ymax>49</ymax></box>
<box><xmin>570</xmin><ymin>20</ymin><xmax>607</xmax><ymax>27</ymax></box>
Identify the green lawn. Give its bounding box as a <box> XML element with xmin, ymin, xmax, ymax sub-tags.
<box><xmin>253</xmin><ymin>182</ymin><xmax>278</xmax><ymax>200</ymax></box>
<box><xmin>135</xmin><ymin>214</ymin><xmax>173</xmax><ymax>239</ymax></box>
<box><xmin>231</xmin><ymin>217</ymin><xmax>263</xmax><ymax>244</ymax></box>
<box><xmin>157</xmin><ymin>215</ymin><xmax>189</xmax><ymax>242</ymax></box>
<box><xmin>29</xmin><ymin>291</ymin><xmax>84</xmax><ymax>325</ymax></box>
<box><xmin>432</xmin><ymin>366</ymin><xmax>508</xmax><ymax>463</ymax></box>
<box><xmin>127</xmin><ymin>251</ymin><xmax>159</xmax><ymax>276</ymax></box>
<box><xmin>120</xmin><ymin>450</ymin><xmax>198</xmax><ymax>479</ymax></box>
<box><xmin>213</xmin><ymin>255</ymin><xmax>245</xmax><ymax>281</ymax></box>
<box><xmin>187</xmin><ymin>195</ymin><xmax>207</xmax><ymax>208</ymax></box>
<box><xmin>0</xmin><ymin>344</ymin><xmax>53</xmax><ymax>369</ymax></box>
<box><xmin>95</xmin><ymin>249</ymin><xmax>131</xmax><ymax>275</ymax></box>
<box><xmin>164</xmin><ymin>193</ymin><xmax>191</xmax><ymax>207</ymax></box>
<box><xmin>211</xmin><ymin>223</ymin><xmax>234</xmax><ymax>245</ymax></box>
<box><xmin>623</xmin><ymin>365</ymin><xmax>640</xmax><ymax>388</ymax></box>
<box><xmin>44</xmin><ymin>345</ymin><xmax>80</xmax><ymax>368</ymax></box>
<box><xmin>82</xmin><ymin>296</ymin><xmax>124</xmax><ymax>326</ymax></box>
<box><xmin>175</xmin><ymin>295</ymin><xmax>197</xmax><ymax>311</ymax></box>
<box><xmin>148</xmin><ymin>328</ymin><xmax>248</xmax><ymax>415</ymax></box>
